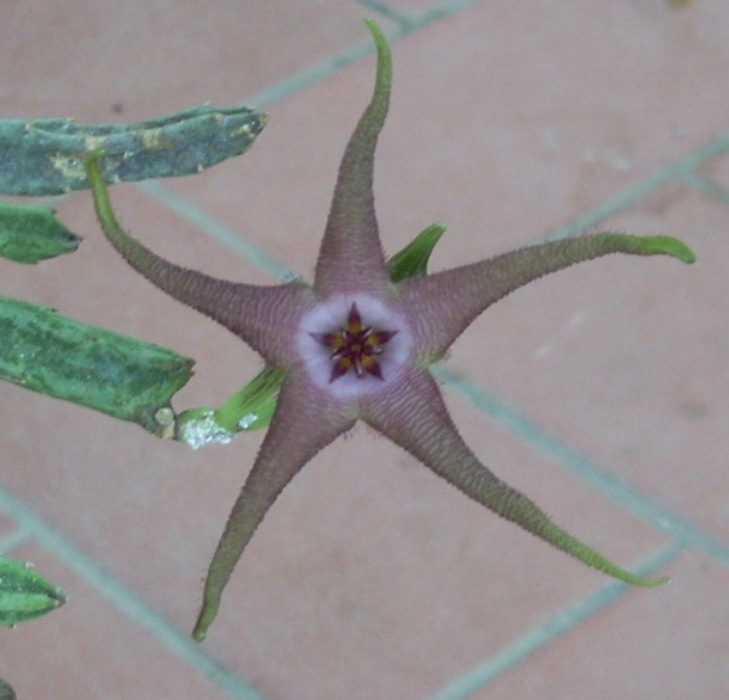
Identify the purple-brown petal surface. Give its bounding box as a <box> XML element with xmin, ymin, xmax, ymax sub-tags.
<box><xmin>86</xmin><ymin>154</ymin><xmax>314</xmax><ymax>366</ymax></box>
<box><xmin>193</xmin><ymin>370</ymin><xmax>357</xmax><ymax>640</ymax></box>
<box><xmin>400</xmin><ymin>232</ymin><xmax>695</xmax><ymax>362</ymax></box>
<box><xmin>364</xmin><ymin>366</ymin><xmax>666</xmax><ymax>587</ymax></box>
<box><xmin>83</xmin><ymin>19</ymin><xmax>693</xmax><ymax>644</ymax></box>
<box><xmin>313</xmin><ymin>19</ymin><xmax>392</xmax><ymax>297</ymax></box>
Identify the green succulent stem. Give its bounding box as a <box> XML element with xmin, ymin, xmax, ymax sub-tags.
<box><xmin>1</xmin><ymin>105</ymin><xmax>265</xmax><ymax>196</ymax></box>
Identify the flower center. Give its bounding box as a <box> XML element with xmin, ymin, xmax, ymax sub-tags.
<box><xmin>310</xmin><ymin>302</ymin><xmax>397</xmax><ymax>382</ymax></box>
<box><xmin>296</xmin><ymin>294</ymin><xmax>411</xmax><ymax>399</ymax></box>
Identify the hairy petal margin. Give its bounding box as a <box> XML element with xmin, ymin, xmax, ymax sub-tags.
<box><xmin>364</xmin><ymin>367</ymin><xmax>668</xmax><ymax>588</ymax></box>
<box><xmin>314</xmin><ymin>19</ymin><xmax>393</xmax><ymax>296</ymax></box>
<box><xmin>401</xmin><ymin>232</ymin><xmax>695</xmax><ymax>362</ymax></box>
<box><xmin>86</xmin><ymin>153</ymin><xmax>312</xmax><ymax>365</ymax></box>
<box><xmin>193</xmin><ymin>371</ymin><xmax>356</xmax><ymax>641</ymax></box>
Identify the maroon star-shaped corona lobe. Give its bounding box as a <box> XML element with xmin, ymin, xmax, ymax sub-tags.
<box><xmin>311</xmin><ymin>302</ymin><xmax>397</xmax><ymax>381</ymax></box>
<box><xmin>85</xmin><ymin>20</ymin><xmax>695</xmax><ymax>642</ymax></box>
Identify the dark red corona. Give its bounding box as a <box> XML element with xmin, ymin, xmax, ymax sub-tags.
<box><xmin>311</xmin><ymin>303</ymin><xmax>397</xmax><ymax>382</ymax></box>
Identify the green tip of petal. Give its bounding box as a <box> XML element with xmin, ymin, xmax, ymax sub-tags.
<box><xmin>364</xmin><ymin>17</ymin><xmax>386</xmax><ymax>46</ymax></box>
<box><xmin>192</xmin><ymin>618</ymin><xmax>209</xmax><ymax>643</ymax></box>
<box><xmin>637</xmin><ymin>235</ymin><xmax>696</xmax><ymax>264</ymax></box>
<box><xmin>616</xmin><ymin>570</ymin><xmax>670</xmax><ymax>588</ymax></box>
<box><xmin>364</xmin><ymin>18</ymin><xmax>392</xmax><ymax>98</ymax></box>
<box><xmin>192</xmin><ymin>597</ymin><xmax>220</xmax><ymax>642</ymax></box>
<box><xmin>529</xmin><ymin>518</ymin><xmax>672</xmax><ymax>591</ymax></box>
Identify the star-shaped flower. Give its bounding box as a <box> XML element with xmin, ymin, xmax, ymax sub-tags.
<box><xmin>85</xmin><ymin>20</ymin><xmax>694</xmax><ymax>641</ymax></box>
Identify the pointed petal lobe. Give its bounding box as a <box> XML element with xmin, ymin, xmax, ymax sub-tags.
<box><xmin>400</xmin><ymin>232</ymin><xmax>695</xmax><ymax>362</ymax></box>
<box><xmin>193</xmin><ymin>371</ymin><xmax>356</xmax><ymax>640</ymax></box>
<box><xmin>86</xmin><ymin>153</ymin><xmax>312</xmax><ymax>366</ymax></box>
<box><xmin>364</xmin><ymin>367</ymin><xmax>667</xmax><ymax>588</ymax></box>
<box><xmin>314</xmin><ymin>20</ymin><xmax>392</xmax><ymax>295</ymax></box>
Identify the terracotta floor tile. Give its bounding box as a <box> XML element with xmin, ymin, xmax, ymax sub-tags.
<box><xmin>0</xmin><ymin>542</ymin><xmax>258</xmax><ymax>700</ymax></box>
<box><xmin>0</xmin><ymin>1</ymin><xmax>373</xmax><ymax>121</ymax></box>
<box><xmin>481</xmin><ymin>550</ymin><xmax>729</xmax><ymax>700</ymax></box>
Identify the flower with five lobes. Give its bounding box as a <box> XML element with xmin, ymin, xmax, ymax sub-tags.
<box><xmin>85</xmin><ymin>19</ymin><xmax>695</xmax><ymax>642</ymax></box>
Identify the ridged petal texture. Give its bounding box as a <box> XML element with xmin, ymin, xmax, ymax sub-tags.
<box><xmin>86</xmin><ymin>19</ymin><xmax>693</xmax><ymax>641</ymax></box>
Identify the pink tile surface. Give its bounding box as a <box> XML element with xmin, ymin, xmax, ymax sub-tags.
<box><xmin>0</xmin><ymin>514</ymin><xmax>16</xmax><ymax>540</ymax></box>
<box><xmin>1</xmin><ymin>1</ymin><xmax>370</xmax><ymax>121</ymax></box>
<box><xmin>2</xmin><ymin>1</ymin><xmax>728</xmax><ymax>698</ymax></box>
<box><xmin>484</xmin><ymin>551</ymin><xmax>729</xmax><ymax>700</ymax></box>
<box><xmin>0</xmin><ymin>543</ymin><xmax>247</xmax><ymax>700</ymax></box>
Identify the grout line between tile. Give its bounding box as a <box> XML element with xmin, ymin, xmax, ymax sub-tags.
<box><xmin>427</xmin><ymin>542</ymin><xmax>683</xmax><ymax>700</ymax></box>
<box><xmin>0</xmin><ymin>486</ymin><xmax>269</xmax><ymax>700</ymax></box>
<box><xmin>138</xmin><ymin>179</ymin><xmax>294</xmax><ymax>281</ymax></box>
<box><xmin>405</xmin><ymin>0</ymin><xmax>491</xmax><ymax>27</ymax></box>
<box><xmin>544</xmin><ymin>131</ymin><xmax>729</xmax><ymax>240</ymax></box>
<box><xmin>140</xmin><ymin>125</ymin><xmax>729</xmax><ymax>283</ymax></box>
<box><xmin>357</xmin><ymin>0</ymin><xmax>486</xmax><ymax>30</ymax></box>
<box><xmin>433</xmin><ymin>365</ymin><xmax>729</xmax><ymax>567</ymax></box>
<box><xmin>242</xmin><ymin>26</ymin><xmax>397</xmax><ymax>110</ymax></box>
<box><xmin>356</xmin><ymin>0</ymin><xmax>412</xmax><ymax>26</ymax></box>
<box><xmin>0</xmin><ymin>523</ymin><xmax>34</xmax><ymax>554</ymax></box>
<box><xmin>239</xmin><ymin>0</ymin><xmax>485</xmax><ymax>108</ymax></box>
<box><xmin>681</xmin><ymin>171</ymin><xmax>729</xmax><ymax>207</ymax></box>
